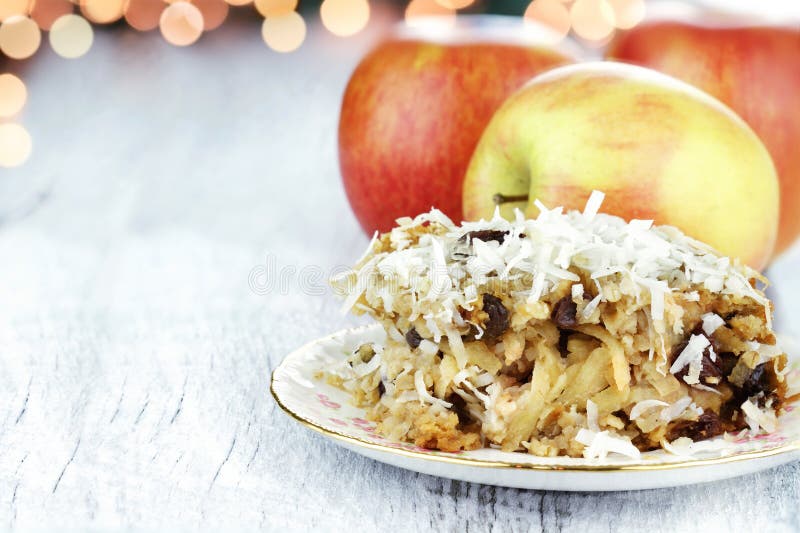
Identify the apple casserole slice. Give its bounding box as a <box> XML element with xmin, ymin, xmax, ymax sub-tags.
<box><xmin>328</xmin><ymin>192</ymin><xmax>789</xmax><ymax>458</ymax></box>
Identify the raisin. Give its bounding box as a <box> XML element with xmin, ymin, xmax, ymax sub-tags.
<box><xmin>552</xmin><ymin>296</ymin><xmax>578</xmax><ymax>329</ymax></box>
<box><xmin>726</xmin><ymin>359</ymin><xmax>776</xmax><ymax>406</ymax></box>
<box><xmin>481</xmin><ymin>294</ymin><xmax>509</xmax><ymax>339</ymax></box>
<box><xmin>405</xmin><ymin>328</ymin><xmax>423</xmax><ymax>349</ymax></box>
<box><xmin>666</xmin><ymin>412</ymin><xmax>725</xmax><ymax>442</ymax></box>
<box><xmin>740</xmin><ymin>364</ymin><xmax>768</xmax><ymax>399</ymax></box>
<box><xmin>557</xmin><ymin>330</ymin><xmax>570</xmax><ymax>358</ymax></box>
<box><xmin>700</xmin><ymin>357</ymin><xmax>724</xmax><ymax>383</ymax></box>
<box><xmin>461</xmin><ymin>230</ymin><xmax>509</xmax><ymax>245</ymax></box>
<box><xmin>611</xmin><ymin>409</ymin><xmax>630</xmax><ymax>425</ymax></box>
<box><xmin>446</xmin><ymin>393</ymin><xmax>473</xmax><ymax>427</ymax></box>
<box><xmin>719</xmin><ymin>401</ymin><xmax>741</xmax><ymax>428</ymax></box>
<box><xmin>717</xmin><ymin>352</ymin><xmax>738</xmax><ymax>377</ymax></box>
<box><xmin>631</xmin><ymin>433</ymin><xmax>655</xmax><ymax>451</ymax></box>
<box><xmin>671</xmin><ymin>340</ymin><xmax>689</xmax><ymax>360</ymax></box>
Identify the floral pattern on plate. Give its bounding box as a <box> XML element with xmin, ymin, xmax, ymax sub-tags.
<box><xmin>272</xmin><ymin>324</ymin><xmax>800</xmax><ymax>469</ymax></box>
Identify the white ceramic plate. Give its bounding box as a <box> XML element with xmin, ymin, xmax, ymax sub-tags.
<box><xmin>271</xmin><ymin>324</ymin><xmax>800</xmax><ymax>491</ymax></box>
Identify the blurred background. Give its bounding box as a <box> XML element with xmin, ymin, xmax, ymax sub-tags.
<box><xmin>0</xmin><ymin>0</ymin><xmax>798</xmax><ymax>326</ymax></box>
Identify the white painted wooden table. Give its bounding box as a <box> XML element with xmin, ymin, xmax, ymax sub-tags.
<box><xmin>1</xmin><ymin>13</ymin><xmax>799</xmax><ymax>531</ymax></box>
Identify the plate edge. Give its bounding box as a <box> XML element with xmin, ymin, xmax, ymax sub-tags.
<box><xmin>270</xmin><ymin>326</ymin><xmax>800</xmax><ymax>473</ymax></box>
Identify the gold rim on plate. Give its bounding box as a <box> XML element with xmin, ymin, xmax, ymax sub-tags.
<box><xmin>270</xmin><ymin>328</ymin><xmax>800</xmax><ymax>473</ymax></box>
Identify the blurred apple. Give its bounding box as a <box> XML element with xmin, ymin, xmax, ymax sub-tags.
<box><xmin>462</xmin><ymin>62</ymin><xmax>779</xmax><ymax>270</ymax></box>
<box><xmin>338</xmin><ymin>16</ymin><xmax>577</xmax><ymax>234</ymax></box>
<box><xmin>607</xmin><ymin>4</ymin><xmax>800</xmax><ymax>256</ymax></box>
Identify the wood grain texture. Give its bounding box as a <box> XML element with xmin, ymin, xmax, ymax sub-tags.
<box><xmin>1</xmin><ymin>12</ymin><xmax>799</xmax><ymax>532</ymax></box>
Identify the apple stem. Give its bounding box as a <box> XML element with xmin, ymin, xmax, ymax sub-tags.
<box><xmin>493</xmin><ymin>193</ymin><xmax>529</xmax><ymax>205</ymax></box>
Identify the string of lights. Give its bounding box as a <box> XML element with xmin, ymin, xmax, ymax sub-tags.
<box><xmin>0</xmin><ymin>0</ymin><xmax>646</xmax><ymax>57</ymax></box>
<box><xmin>0</xmin><ymin>0</ymin><xmax>646</xmax><ymax>168</ymax></box>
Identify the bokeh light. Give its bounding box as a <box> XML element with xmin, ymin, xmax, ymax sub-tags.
<box><xmin>524</xmin><ymin>0</ymin><xmax>570</xmax><ymax>43</ymax></box>
<box><xmin>320</xmin><ymin>0</ymin><xmax>369</xmax><ymax>37</ymax></box>
<box><xmin>404</xmin><ymin>0</ymin><xmax>455</xmax><ymax>27</ymax></box>
<box><xmin>0</xmin><ymin>16</ymin><xmax>41</xmax><ymax>60</ymax></box>
<box><xmin>30</xmin><ymin>0</ymin><xmax>74</xmax><ymax>31</ymax></box>
<box><xmin>192</xmin><ymin>0</ymin><xmax>229</xmax><ymax>31</ymax></box>
<box><xmin>160</xmin><ymin>1</ymin><xmax>204</xmax><ymax>46</ymax></box>
<box><xmin>0</xmin><ymin>123</ymin><xmax>32</xmax><ymax>168</ymax></box>
<box><xmin>80</xmin><ymin>0</ymin><xmax>125</xmax><ymax>24</ymax></box>
<box><xmin>224</xmin><ymin>0</ymin><xmax>252</xmax><ymax>5</ymax></box>
<box><xmin>124</xmin><ymin>0</ymin><xmax>164</xmax><ymax>31</ymax></box>
<box><xmin>607</xmin><ymin>0</ymin><xmax>645</xmax><ymax>29</ymax></box>
<box><xmin>570</xmin><ymin>0</ymin><xmax>615</xmax><ymax>41</ymax></box>
<box><xmin>434</xmin><ymin>0</ymin><xmax>474</xmax><ymax>9</ymax></box>
<box><xmin>0</xmin><ymin>0</ymin><xmax>30</xmax><ymax>23</ymax></box>
<box><xmin>49</xmin><ymin>14</ymin><xmax>93</xmax><ymax>58</ymax></box>
<box><xmin>261</xmin><ymin>11</ymin><xmax>305</xmax><ymax>53</ymax></box>
<box><xmin>254</xmin><ymin>0</ymin><xmax>296</xmax><ymax>18</ymax></box>
<box><xmin>0</xmin><ymin>74</ymin><xmax>27</xmax><ymax>118</ymax></box>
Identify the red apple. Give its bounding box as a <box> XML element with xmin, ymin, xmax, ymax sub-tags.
<box><xmin>339</xmin><ymin>16</ymin><xmax>577</xmax><ymax>234</ymax></box>
<box><xmin>607</xmin><ymin>3</ymin><xmax>800</xmax><ymax>256</ymax></box>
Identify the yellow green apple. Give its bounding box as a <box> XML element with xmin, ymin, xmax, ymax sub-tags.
<box><xmin>462</xmin><ymin>62</ymin><xmax>779</xmax><ymax>270</ymax></box>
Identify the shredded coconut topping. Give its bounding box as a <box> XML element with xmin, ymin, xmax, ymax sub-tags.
<box><xmin>335</xmin><ymin>191</ymin><xmax>771</xmax><ymax>353</ymax></box>
<box><xmin>576</xmin><ymin>429</ymin><xmax>641</xmax><ymax>459</ymax></box>
<box><xmin>741</xmin><ymin>399</ymin><xmax>777</xmax><ymax>433</ymax></box>
<box><xmin>629</xmin><ymin>400</ymin><xmax>670</xmax><ymax>421</ymax></box>
<box><xmin>661</xmin><ymin>436</ymin><xmax>732</xmax><ymax>457</ymax></box>
<box><xmin>746</xmin><ymin>341</ymin><xmax>785</xmax><ymax>365</ymax></box>
<box><xmin>670</xmin><ymin>334</ymin><xmax>710</xmax><ymax>377</ymax></box>
<box><xmin>659</xmin><ymin>396</ymin><xmax>701</xmax><ymax>423</ymax></box>
<box><xmin>414</xmin><ymin>370</ymin><xmax>452</xmax><ymax>409</ymax></box>
<box><xmin>701</xmin><ymin>312</ymin><xmax>726</xmax><ymax>336</ymax></box>
<box><xmin>586</xmin><ymin>399</ymin><xmax>600</xmax><ymax>432</ymax></box>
